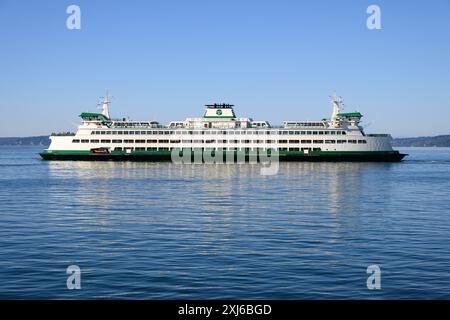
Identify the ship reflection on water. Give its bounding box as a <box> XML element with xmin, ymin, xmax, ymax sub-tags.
<box><xmin>46</xmin><ymin>160</ymin><xmax>395</xmax><ymax>217</ymax></box>
<box><xmin>45</xmin><ymin>161</ymin><xmax>397</xmax><ymax>266</ymax></box>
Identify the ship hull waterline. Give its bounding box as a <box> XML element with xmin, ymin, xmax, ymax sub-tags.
<box><xmin>39</xmin><ymin>151</ymin><xmax>407</xmax><ymax>162</ymax></box>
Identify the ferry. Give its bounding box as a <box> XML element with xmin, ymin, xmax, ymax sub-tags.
<box><xmin>39</xmin><ymin>94</ymin><xmax>406</xmax><ymax>162</ymax></box>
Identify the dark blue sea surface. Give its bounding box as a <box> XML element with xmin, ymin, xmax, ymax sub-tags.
<box><xmin>0</xmin><ymin>146</ymin><xmax>449</xmax><ymax>299</ymax></box>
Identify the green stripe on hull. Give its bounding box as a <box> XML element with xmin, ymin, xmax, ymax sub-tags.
<box><xmin>40</xmin><ymin>149</ymin><xmax>407</xmax><ymax>162</ymax></box>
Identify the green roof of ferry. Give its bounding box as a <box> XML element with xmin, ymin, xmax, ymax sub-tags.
<box><xmin>336</xmin><ymin>112</ymin><xmax>362</xmax><ymax>118</ymax></box>
<box><xmin>79</xmin><ymin>112</ymin><xmax>108</xmax><ymax>120</ymax></box>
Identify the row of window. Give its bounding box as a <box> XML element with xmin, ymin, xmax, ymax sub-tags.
<box><xmin>73</xmin><ymin>139</ymin><xmax>367</xmax><ymax>144</ymax></box>
<box><xmin>284</xmin><ymin>122</ymin><xmax>325</xmax><ymax>127</ymax></box>
<box><xmin>114</xmin><ymin>147</ymin><xmax>323</xmax><ymax>152</ymax></box>
<box><xmin>91</xmin><ymin>130</ymin><xmax>348</xmax><ymax>136</ymax></box>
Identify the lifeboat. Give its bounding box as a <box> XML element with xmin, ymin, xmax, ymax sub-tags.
<box><xmin>90</xmin><ymin>147</ymin><xmax>110</xmax><ymax>154</ymax></box>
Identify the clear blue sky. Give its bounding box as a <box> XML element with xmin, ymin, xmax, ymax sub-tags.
<box><xmin>0</xmin><ymin>0</ymin><xmax>449</xmax><ymax>137</ymax></box>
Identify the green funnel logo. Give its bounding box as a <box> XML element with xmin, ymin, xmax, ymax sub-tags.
<box><xmin>216</xmin><ymin>109</ymin><xmax>222</xmax><ymax>115</ymax></box>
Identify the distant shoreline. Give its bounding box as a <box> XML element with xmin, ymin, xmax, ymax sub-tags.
<box><xmin>0</xmin><ymin>136</ymin><xmax>50</xmax><ymax>147</ymax></box>
<box><xmin>1</xmin><ymin>135</ymin><xmax>450</xmax><ymax>148</ymax></box>
<box><xmin>391</xmin><ymin>135</ymin><xmax>450</xmax><ymax>147</ymax></box>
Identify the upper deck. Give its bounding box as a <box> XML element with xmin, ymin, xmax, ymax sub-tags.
<box><xmin>77</xmin><ymin>93</ymin><xmax>366</xmax><ymax>134</ymax></box>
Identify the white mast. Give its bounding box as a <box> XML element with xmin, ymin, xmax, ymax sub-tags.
<box><xmin>329</xmin><ymin>92</ymin><xmax>345</xmax><ymax>128</ymax></box>
<box><xmin>330</xmin><ymin>92</ymin><xmax>343</xmax><ymax>121</ymax></box>
<box><xmin>99</xmin><ymin>91</ymin><xmax>111</xmax><ymax>119</ymax></box>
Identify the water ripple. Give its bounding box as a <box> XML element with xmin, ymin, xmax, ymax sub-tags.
<box><xmin>0</xmin><ymin>146</ymin><xmax>450</xmax><ymax>299</ymax></box>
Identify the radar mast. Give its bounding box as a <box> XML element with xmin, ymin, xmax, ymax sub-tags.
<box><xmin>98</xmin><ymin>91</ymin><xmax>111</xmax><ymax>119</ymax></box>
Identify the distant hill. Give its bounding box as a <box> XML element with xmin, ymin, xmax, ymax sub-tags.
<box><xmin>1</xmin><ymin>135</ymin><xmax>450</xmax><ymax>147</ymax></box>
<box><xmin>392</xmin><ymin>135</ymin><xmax>450</xmax><ymax>147</ymax></box>
<box><xmin>0</xmin><ymin>136</ymin><xmax>50</xmax><ymax>146</ymax></box>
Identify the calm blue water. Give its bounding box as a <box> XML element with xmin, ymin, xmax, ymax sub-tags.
<box><xmin>0</xmin><ymin>146</ymin><xmax>450</xmax><ymax>299</ymax></box>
